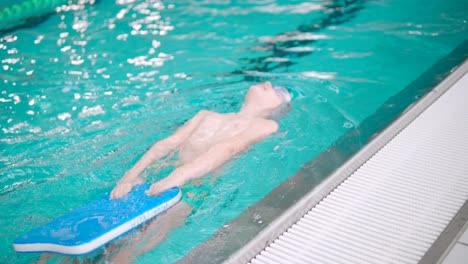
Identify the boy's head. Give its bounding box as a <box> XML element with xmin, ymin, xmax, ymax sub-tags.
<box><xmin>242</xmin><ymin>81</ymin><xmax>292</xmax><ymax>118</ymax></box>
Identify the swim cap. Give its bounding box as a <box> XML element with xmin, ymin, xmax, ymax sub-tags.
<box><xmin>270</xmin><ymin>85</ymin><xmax>292</xmax><ymax>120</ymax></box>
<box><xmin>273</xmin><ymin>86</ymin><xmax>292</xmax><ymax>104</ymax></box>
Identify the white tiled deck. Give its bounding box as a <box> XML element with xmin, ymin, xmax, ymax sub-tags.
<box><xmin>443</xmin><ymin>226</ymin><xmax>468</xmax><ymax>264</ymax></box>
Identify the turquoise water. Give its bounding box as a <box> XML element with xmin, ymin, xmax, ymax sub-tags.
<box><xmin>1</xmin><ymin>0</ymin><xmax>467</xmax><ymax>263</ymax></box>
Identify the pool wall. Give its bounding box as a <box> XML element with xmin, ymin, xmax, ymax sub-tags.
<box><xmin>178</xmin><ymin>39</ymin><xmax>468</xmax><ymax>264</ymax></box>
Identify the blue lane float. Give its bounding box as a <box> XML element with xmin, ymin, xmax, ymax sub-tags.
<box><xmin>13</xmin><ymin>185</ymin><xmax>181</xmax><ymax>255</ymax></box>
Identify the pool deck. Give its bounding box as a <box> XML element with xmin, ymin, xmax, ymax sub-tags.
<box><xmin>443</xmin><ymin>225</ymin><xmax>468</xmax><ymax>264</ymax></box>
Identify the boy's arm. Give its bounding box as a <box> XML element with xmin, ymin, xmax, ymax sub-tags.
<box><xmin>145</xmin><ymin>119</ymin><xmax>279</xmax><ymax>196</ymax></box>
<box><xmin>110</xmin><ymin>110</ymin><xmax>210</xmax><ymax>199</ymax></box>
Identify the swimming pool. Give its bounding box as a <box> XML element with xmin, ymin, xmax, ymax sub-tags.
<box><xmin>1</xmin><ymin>0</ymin><xmax>467</xmax><ymax>263</ymax></box>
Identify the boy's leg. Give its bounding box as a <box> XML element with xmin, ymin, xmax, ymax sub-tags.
<box><xmin>112</xmin><ymin>202</ymin><xmax>192</xmax><ymax>264</ymax></box>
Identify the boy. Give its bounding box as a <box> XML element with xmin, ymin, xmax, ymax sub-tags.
<box><xmin>111</xmin><ymin>81</ymin><xmax>291</xmax><ymax>199</ymax></box>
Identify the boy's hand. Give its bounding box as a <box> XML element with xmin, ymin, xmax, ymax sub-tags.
<box><xmin>110</xmin><ymin>178</ymin><xmax>142</xmax><ymax>199</ymax></box>
<box><xmin>145</xmin><ymin>172</ymin><xmax>185</xmax><ymax>196</ymax></box>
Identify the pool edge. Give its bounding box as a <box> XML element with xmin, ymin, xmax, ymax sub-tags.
<box><xmin>177</xmin><ymin>40</ymin><xmax>468</xmax><ymax>264</ymax></box>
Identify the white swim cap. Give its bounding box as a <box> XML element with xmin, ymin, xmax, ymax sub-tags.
<box><xmin>270</xmin><ymin>85</ymin><xmax>292</xmax><ymax>120</ymax></box>
<box><xmin>272</xmin><ymin>86</ymin><xmax>292</xmax><ymax>104</ymax></box>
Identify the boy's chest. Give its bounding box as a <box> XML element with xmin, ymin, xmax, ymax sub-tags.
<box><xmin>179</xmin><ymin>116</ymin><xmax>251</xmax><ymax>158</ymax></box>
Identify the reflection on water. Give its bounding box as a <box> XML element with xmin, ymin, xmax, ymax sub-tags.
<box><xmin>237</xmin><ymin>0</ymin><xmax>366</xmax><ymax>80</ymax></box>
<box><xmin>1</xmin><ymin>0</ymin><xmax>468</xmax><ymax>263</ymax></box>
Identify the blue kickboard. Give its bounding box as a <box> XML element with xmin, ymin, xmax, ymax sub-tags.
<box><xmin>13</xmin><ymin>184</ymin><xmax>181</xmax><ymax>255</ymax></box>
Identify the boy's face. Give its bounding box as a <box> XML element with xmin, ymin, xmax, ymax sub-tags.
<box><xmin>244</xmin><ymin>81</ymin><xmax>283</xmax><ymax>113</ymax></box>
